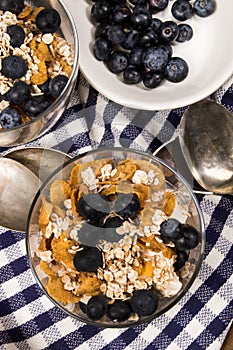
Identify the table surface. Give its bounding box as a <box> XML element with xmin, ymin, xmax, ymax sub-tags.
<box><xmin>0</xmin><ymin>71</ymin><xmax>232</xmax><ymax>350</ymax></box>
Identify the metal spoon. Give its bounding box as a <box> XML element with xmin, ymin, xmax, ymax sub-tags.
<box><xmin>179</xmin><ymin>100</ymin><xmax>233</xmax><ymax>195</ymax></box>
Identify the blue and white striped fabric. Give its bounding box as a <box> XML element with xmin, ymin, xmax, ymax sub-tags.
<box><xmin>0</xmin><ymin>72</ymin><xmax>232</xmax><ymax>350</ymax></box>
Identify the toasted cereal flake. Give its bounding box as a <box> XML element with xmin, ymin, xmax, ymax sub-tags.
<box><xmin>42</xmin><ymin>33</ymin><xmax>54</xmax><ymax>45</ymax></box>
<box><xmin>132</xmin><ymin>170</ymin><xmax>148</xmax><ymax>185</ymax></box>
<box><xmin>81</xmin><ymin>167</ymin><xmax>97</xmax><ymax>190</ymax></box>
<box><xmin>152</xmin><ymin>209</ymin><xmax>167</xmax><ymax>226</ymax></box>
<box><xmin>36</xmin><ymin>250</ymin><xmax>52</xmax><ymax>262</ymax></box>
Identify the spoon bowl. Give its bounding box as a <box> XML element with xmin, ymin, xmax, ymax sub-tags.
<box><xmin>179</xmin><ymin>100</ymin><xmax>233</xmax><ymax>195</ymax></box>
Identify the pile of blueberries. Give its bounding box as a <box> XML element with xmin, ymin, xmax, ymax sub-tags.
<box><xmin>91</xmin><ymin>0</ymin><xmax>216</xmax><ymax>88</ymax></box>
<box><xmin>72</xmin><ymin>192</ymin><xmax>200</xmax><ymax>322</ymax></box>
<box><xmin>0</xmin><ymin>0</ymin><xmax>69</xmax><ymax>129</ymax></box>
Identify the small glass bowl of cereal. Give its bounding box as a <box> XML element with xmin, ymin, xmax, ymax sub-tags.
<box><xmin>26</xmin><ymin>147</ymin><xmax>205</xmax><ymax>328</ymax></box>
<box><xmin>0</xmin><ymin>0</ymin><xmax>79</xmax><ymax>147</ymax></box>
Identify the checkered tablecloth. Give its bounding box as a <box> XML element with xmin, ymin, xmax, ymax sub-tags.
<box><xmin>0</xmin><ymin>71</ymin><xmax>232</xmax><ymax>350</ymax></box>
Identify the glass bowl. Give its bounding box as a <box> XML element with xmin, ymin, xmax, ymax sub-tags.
<box><xmin>0</xmin><ymin>0</ymin><xmax>79</xmax><ymax>147</ymax></box>
<box><xmin>26</xmin><ymin>147</ymin><xmax>205</xmax><ymax>328</ymax></box>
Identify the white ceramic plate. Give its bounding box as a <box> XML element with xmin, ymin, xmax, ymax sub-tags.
<box><xmin>64</xmin><ymin>0</ymin><xmax>233</xmax><ymax>110</ymax></box>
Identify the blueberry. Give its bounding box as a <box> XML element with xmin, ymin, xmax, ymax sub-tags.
<box><xmin>38</xmin><ymin>79</ymin><xmax>50</xmax><ymax>94</ymax></box>
<box><xmin>102</xmin><ymin>216</ymin><xmax>125</xmax><ymax>242</ymax></box>
<box><xmin>139</xmin><ymin>27</ymin><xmax>159</xmax><ymax>47</ymax></box>
<box><xmin>77</xmin><ymin>194</ymin><xmax>111</xmax><ymax>225</ymax></box>
<box><xmin>36</xmin><ymin>9</ymin><xmax>61</xmax><ymax>33</ymax></box>
<box><xmin>86</xmin><ymin>295</ymin><xmax>108</xmax><ymax>320</ymax></box>
<box><xmin>107</xmin><ymin>24</ymin><xmax>125</xmax><ymax>45</ymax></box>
<box><xmin>193</xmin><ymin>0</ymin><xmax>216</xmax><ymax>17</ymax></box>
<box><xmin>48</xmin><ymin>75</ymin><xmax>69</xmax><ymax>97</ymax></box>
<box><xmin>78</xmin><ymin>222</ymin><xmax>104</xmax><ymax>247</ymax></box>
<box><xmin>107</xmin><ymin>51</ymin><xmax>129</xmax><ymax>74</ymax></box>
<box><xmin>143</xmin><ymin>70</ymin><xmax>163</xmax><ymax>89</ymax></box>
<box><xmin>159</xmin><ymin>21</ymin><xmax>179</xmax><ymax>42</ymax></box>
<box><xmin>94</xmin><ymin>37</ymin><xmax>112</xmax><ymax>61</ymax></box>
<box><xmin>142</xmin><ymin>46</ymin><xmax>169</xmax><ymax>72</ymax></box>
<box><xmin>160</xmin><ymin>218</ymin><xmax>182</xmax><ymax>242</ymax></box>
<box><xmin>176</xmin><ymin>23</ymin><xmax>193</xmax><ymax>42</ymax></box>
<box><xmin>7</xmin><ymin>25</ymin><xmax>25</xmax><ymax>47</ymax></box>
<box><xmin>175</xmin><ymin>224</ymin><xmax>199</xmax><ymax>250</ymax></box>
<box><xmin>121</xmin><ymin>29</ymin><xmax>140</xmax><ymax>50</ymax></box>
<box><xmin>174</xmin><ymin>249</ymin><xmax>189</xmax><ymax>270</ymax></box>
<box><xmin>0</xmin><ymin>107</ymin><xmax>21</xmax><ymax>129</ymax></box>
<box><xmin>171</xmin><ymin>0</ymin><xmax>193</xmax><ymax>21</ymax></box>
<box><xmin>107</xmin><ymin>300</ymin><xmax>131</xmax><ymax>322</ymax></box>
<box><xmin>1</xmin><ymin>55</ymin><xmax>27</xmax><ymax>80</ymax></box>
<box><xmin>148</xmin><ymin>0</ymin><xmax>169</xmax><ymax>13</ymax></box>
<box><xmin>129</xmin><ymin>47</ymin><xmax>144</xmax><ymax>66</ymax></box>
<box><xmin>131</xmin><ymin>8</ymin><xmax>152</xmax><ymax>31</ymax></box>
<box><xmin>73</xmin><ymin>246</ymin><xmax>103</xmax><ymax>273</ymax></box>
<box><xmin>103</xmin><ymin>216</ymin><xmax>124</xmax><ymax>228</ymax></box>
<box><xmin>112</xmin><ymin>4</ymin><xmax>131</xmax><ymax>23</ymax></box>
<box><xmin>91</xmin><ymin>1</ymin><xmax>111</xmax><ymax>22</ymax></box>
<box><xmin>164</xmin><ymin>57</ymin><xmax>189</xmax><ymax>83</ymax></box>
<box><xmin>151</xmin><ymin>17</ymin><xmax>162</xmax><ymax>31</ymax></box>
<box><xmin>0</xmin><ymin>0</ymin><xmax>24</xmax><ymax>14</ymax></box>
<box><xmin>115</xmin><ymin>193</ymin><xmax>140</xmax><ymax>219</ymax></box>
<box><xmin>129</xmin><ymin>0</ymin><xmax>147</xmax><ymax>5</ymax></box>
<box><xmin>24</xmin><ymin>95</ymin><xmax>51</xmax><ymax>117</ymax></box>
<box><xmin>123</xmin><ymin>66</ymin><xmax>142</xmax><ymax>84</ymax></box>
<box><xmin>95</xmin><ymin>22</ymin><xmax>110</xmax><ymax>39</ymax></box>
<box><xmin>7</xmin><ymin>81</ymin><xmax>30</xmax><ymax>105</ymax></box>
<box><xmin>130</xmin><ymin>289</ymin><xmax>158</xmax><ymax>316</ymax></box>
<box><xmin>159</xmin><ymin>43</ymin><xmax>173</xmax><ymax>57</ymax></box>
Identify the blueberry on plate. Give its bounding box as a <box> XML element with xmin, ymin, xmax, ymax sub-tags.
<box><xmin>159</xmin><ymin>21</ymin><xmax>179</xmax><ymax>43</ymax></box>
<box><xmin>112</xmin><ymin>4</ymin><xmax>131</xmax><ymax>24</ymax></box>
<box><xmin>73</xmin><ymin>246</ymin><xmax>103</xmax><ymax>273</ymax></box>
<box><xmin>0</xmin><ymin>107</ymin><xmax>21</xmax><ymax>129</ymax></box>
<box><xmin>107</xmin><ymin>24</ymin><xmax>125</xmax><ymax>45</ymax></box>
<box><xmin>130</xmin><ymin>289</ymin><xmax>158</xmax><ymax>316</ymax></box>
<box><xmin>174</xmin><ymin>249</ymin><xmax>189</xmax><ymax>270</ymax></box>
<box><xmin>0</xmin><ymin>0</ymin><xmax>24</xmax><ymax>14</ymax></box>
<box><xmin>176</xmin><ymin>23</ymin><xmax>193</xmax><ymax>43</ymax></box>
<box><xmin>148</xmin><ymin>0</ymin><xmax>169</xmax><ymax>13</ymax></box>
<box><xmin>7</xmin><ymin>81</ymin><xmax>30</xmax><ymax>105</ymax></box>
<box><xmin>94</xmin><ymin>37</ymin><xmax>112</xmax><ymax>61</ymax></box>
<box><xmin>36</xmin><ymin>9</ymin><xmax>61</xmax><ymax>33</ymax></box>
<box><xmin>193</xmin><ymin>0</ymin><xmax>216</xmax><ymax>17</ymax></box>
<box><xmin>123</xmin><ymin>66</ymin><xmax>143</xmax><ymax>84</ymax></box>
<box><xmin>142</xmin><ymin>46</ymin><xmax>169</xmax><ymax>72</ymax></box>
<box><xmin>139</xmin><ymin>27</ymin><xmax>159</xmax><ymax>48</ymax></box>
<box><xmin>49</xmin><ymin>75</ymin><xmax>69</xmax><ymax>97</ymax></box>
<box><xmin>115</xmin><ymin>193</ymin><xmax>140</xmax><ymax>219</ymax></box>
<box><xmin>175</xmin><ymin>224</ymin><xmax>199</xmax><ymax>250</ymax></box>
<box><xmin>160</xmin><ymin>218</ymin><xmax>182</xmax><ymax>242</ymax></box>
<box><xmin>102</xmin><ymin>216</ymin><xmax>124</xmax><ymax>242</ymax></box>
<box><xmin>1</xmin><ymin>55</ymin><xmax>27</xmax><ymax>80</ymax></box>
<box><xmin>91</xmin><ymin>1</ymin><xmax>112</xmax><ymax>22</ymax></box>
<box><xmin>107</xmin><ymin>300</ymin><xmax>131</xmax><ymax>322</ymax></box>
<box><xmin>86</xmin><ymin>295</ymin><xmax>108</xmax><ymax>320</ymax></box>
<box><xmin>106</xmin><ymin>51</ymin><xmax>129</xmax><ymax>74</ymax></box>
<box><xmin>143</xmin><ymin>70</ymin><xmax>164</xmax><ymax>89</ymax></box>
<box><xmin>24</xmin><ymin>95</ymin><xmax>51</xmax><ymax>117</ymax></box>
<box><xmin>78</xmin><ymin>222</ymin><xmax>104</xmax><ymax>247</ymax></box>
<box><xmin>130</xmin><ymin>7</ymin><xmax>152</xmax><ymax>31</ymax></box>
<box><xmin>129</xmin><ymin>47</ymin><xmax>144</xmax><ymax>67</ymax></box>
<box><xmin>150</xmin><ymin>18</ymin><xmax>162</xmax><ymax>31</ymax></box>
<box><xmin>77</xmin><ymin>194</ymin><xmax>111</xmax><ymax>225</ymax></box>
<box><xmin>171</xmin><ymin>0</ymin><xmax>193</xmax><ymax>21</ymax></box>
<box><xmin>164</xmin><ymin>57</ymin><xmax>189</xmax><ymax>83</ymax></box>
<box><xmin>7</xmin><ymin>25</ymin><xmax>25</xmax><ymax>47</ymax></box>
<box><xmin>121</xmin><ymin>29</ymin><xmax>140</xmax><ymax>50</ymax></box>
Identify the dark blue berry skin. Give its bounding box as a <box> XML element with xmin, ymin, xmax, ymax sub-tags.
<box><xmin>139</xmin><ymin>27</ymin><xmax>159</xmax><ymax>47</ymax></box>
<box><xmin>129</xmin><ymin>47</ymin><xmax>144</xmax><ymax>66</ymax></box>
<box><xmin>193</xmin><ymin>0</ymin><xmax>216</xmax><ymax>17</ymax></box>
<box><xmin>151</xmin><ymin>18</ymin><xmax>162</xmax><ymax>31</ymax></box>
<box><xmin>171</xmin><ymin>0</ymin><xmax>193</xmax><ymax>21</ymax></box>
<box><xmin>115</xmin><ymin>193</ymin><xmax>141</xmax><ymax>219</ymax></box>
<box><xmin>107</xmin><ymin>24</ymin><xmax>125</xmax><ymax>45</ymax></box>
<box><xmin>123</xmin><ymin>66</ymin><xmax>142</xmax><ymax>84</ymax></box>
<box><xmin>174</xmin><ymin>250</ymin><xmax>189</xmax><ymax>270</ymax></box>
<box><xmin>112</xmin><ymin>4</ymin><xmax>131</xmax><ymax>24</ymax></box>
<box><xmin>130</xmin><ymin>289</ymin><xmax>158</xmax><ymax>316</ymax></box>
<box><xmin>0</xmin><ymin>0</ymin><xmax>24</xmax><ymax>14</ymax></box>
<box><xmin>36</xmin><ymin>9</ymin><xmax>61</xmax><ymax>33</ymax></box>
<box><xmin>107</xmin><ymin>51</ymin><xmax>129</xmax><ymax>74</ymax></box>
<box><xmin>77</xmin><ymin>194</ymin><xmax>111</xmax><ymax>226</ymax></box>
<box><xmin>7</xmin><ymin>25</ymin><xmax>25</xmax><ymax>47</ymax></box>
<box><xmin>160</xmin><ymin>218</ymin><xmax>182</xmax><ymax>242</ymax></box>
<box><xmin>143</xmin><ymin>71</ymin><xmax>163</xmax><ymax>89</ymax></box>
<box><xmin>24</xmin><ymin>95</ymin><xmax>51</xmax><ymax>118</ymax></box>
<box><xmin>1</xmin><ymin>55</ymin><xmax>27</xmax><ymax>80</ymax></box>
<box><xmin>0</xmin><ymin>107</ymin><xmax>21</xmax><ymax>129</ymax></box>
<box><xmin>164</xmin><ymin>57</ymin><xmax>189</xmax><ymax>83</ymax></box>
<box><xmin>148</xmin><ymin>0</ymin><xmax>169</xmax><ymax>13</ymax></box>
<box><xmin>102</xmin><ymin>216</ymin><xmax>124</xmax><ymax>242</ymax></box>
<box><xmin>159</xmin><ymin>43</ymin><xmax>173</xmax><ymax>58</ymax></box>
<box><xmin>129</xmin><ymin>0</ymin><xmax>147</xmax><ymax>5</ymax></box>
<box><xmin>107</xmin><ymin>300</ymin><xmax>131</xmax><ymax>322</ymax></box>
<box><xmin>91</xmin><ymin>1</ymin><xmax>112</xmax><ymax>22</ymax></box>
<box><xmin>86</xmin><ymin>295</ymin><xmax>108</xmax><ymax>320</ymax></box>
<box><xmin>49</xmin><ymin>75</ymin><xmax>69</xmax><ymax>97</ymax></box>
<box><xmin>73</xmin><ymin>246</ymin><xmax>103</xmax><ymax>273</ymax></box>
<box><xmin>38</xmin><ymin>79</ymin><xmax>50</xmax><ymax>94</ymax></box>
<box><xmin>7</xmin><ymin>81</ymin><xmax>30</xmax><ymax>105</ymax></box>
<box><xmin>176</xmin><ymin>23</ymin><xmax>193</xmax><ymax>42</ymax></box>
<box><xmin>175</xmin><ymin>224</ymin><xmax>199</xmax><ymax>250</ymax></box>
<box><xmin>131</xmin><ymin>8</ymin><xmax>152</xmax><ymax>31</ymax></box>
<box><xmin>121</xmin><ymin>29</ymin><xmax>140</xmax><ymax>50</ymax></box>
<box><xmin>94</xmin><ymin>37</ymin><xmax>112</xmax><ymax>61</ymax></box>
<box><xmin>95</xmin><ymin>22</ymin><xmax>109</xmax><ymax>39</ymax></box>
<box><xmin>142</xmin><ymin>46</ymin><xmax>169</xmax><ymax>72</ymax></box>
<box><xmin>159</xmin><ymin>21</ymin><xmax>179</xmax><ymax>43</ymax></box>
